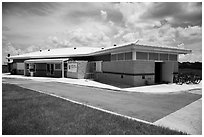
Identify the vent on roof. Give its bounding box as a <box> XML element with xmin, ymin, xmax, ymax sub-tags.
<box><xmin>40</xmin><ymin>49</ymin><xmax>42</xmax><ymax>52</ymax></box>
<box><xmin>101</xmin><ymin>47</ymin><xmax>104</xmax><ymax>49</ymax></box>
<box><xmin>135</xmin><ymin>40</ymin><xmax>139</xmax><ymax>44</ymax></box>
<box><xmin>114</xmin><ymin>44</ymin><xmax>117</xmax><ymax>46</ymax></box>
<box><xmin>48</xmin><ymin>49</ymin><xmax>50</xmax><ymax>51</ymax></box>
<box><xmin>74</xmin><ymin>47</ymin><xmax>76</xmax><ymax>49</ymax></box>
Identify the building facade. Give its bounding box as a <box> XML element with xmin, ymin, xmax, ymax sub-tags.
<box><xmin>7</xmin><ymin>43</ymin><xmax>191</xmax><ymax>86</ymax></box>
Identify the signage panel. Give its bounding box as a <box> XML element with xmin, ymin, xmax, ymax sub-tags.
<box><xmin>68</xmin><ymin>62</ymin><xmax>77</xmax><ymax>72</ymax></box>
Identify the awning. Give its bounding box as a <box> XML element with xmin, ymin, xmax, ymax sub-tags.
<box><xmin>24</xmin><ymin>58</ymin><xmax>69</xmax><ymax>63</ymax></box>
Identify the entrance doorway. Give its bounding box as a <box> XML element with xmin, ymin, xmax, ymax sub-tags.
<box><xmin>155</xmin><ymin>62</ymin><xmax>162</xmax><ymax>83</ymax></box>
<box><xmin>47</xmin><ymin>64</ymin><xmax>54</xmax><ymax>76</ymax></box>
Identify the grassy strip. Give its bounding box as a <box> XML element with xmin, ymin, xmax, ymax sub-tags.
<box><xmin>2</xmin><ymin>83</ymin><xmax>186</xmax><ymax>135</ymax></box>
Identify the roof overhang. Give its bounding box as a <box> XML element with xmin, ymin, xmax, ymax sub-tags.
<box><xmin>89</xmin><ymin>43</ymin><xmax>192</xmax><ymax>55</ymax></box>
<box><xmin>24</xmin><ymin>58</ymin><xmax>69</xmax><ymax>63</ymax></box>
<box><xmin>8</xmin><ymin>43</ymin><xmax>192</xmax><ymax>60</ymax></box>
<box><xmin>133</xmin><ymin>44</ymin><xmax>192</xmax><ymax>54</ymax></box>
<box><xmin>7</xmin><ymin>54</ymin><xmax>90</xmax><ymax>60</ymax></box>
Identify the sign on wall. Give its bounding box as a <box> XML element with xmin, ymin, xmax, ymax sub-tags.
<box><xmin>68</xmin><ymin>62</ymin><xmax>77</xmax><ymax>72</ymax></box>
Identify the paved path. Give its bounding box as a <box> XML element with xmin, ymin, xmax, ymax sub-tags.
<box><xmin>154</xmin><ymin>98</ymin><xmax>202</xmax><ymax>135</ymax></box>
<box><xmin>3</xmin><ymin>77</ymin><xmax>202</xmax><ymax>134</ymax></box>
<box><xmin>3</xmin><ymin>78</ymin><xmax>201</xmax><ymax>120</ymax></box>
<box><xmin>2</xmin><ymin>73</ymin><xmax>202</xmax><ymax>94</ymax></box>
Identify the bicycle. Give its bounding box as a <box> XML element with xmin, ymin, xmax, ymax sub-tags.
<box><xmin>174</xmin><ymin>73</ymin><xmax>201</xmax><ymax>85</ymax></box>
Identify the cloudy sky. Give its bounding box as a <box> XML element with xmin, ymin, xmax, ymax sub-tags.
<box><xmin>2</xmin><ymin>2</ymin><xmax>202</xmax><ymax>63</ymax></box>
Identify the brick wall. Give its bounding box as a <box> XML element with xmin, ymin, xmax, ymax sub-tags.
<box><xmin>95</xmin><ymin>72</ymin><xmax>134</xmax><ymax>86</ymax></box>
<box><xmin>102</xmin><ymin>60</ymin><xmax>134</xmax><ymax>74</ymax></box>
<box><xmin>95</xmin><ymin>60</ymin><xmax>155</xmax><ymax>87</ymax></box>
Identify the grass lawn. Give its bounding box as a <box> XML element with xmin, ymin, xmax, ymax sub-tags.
<box><xmin>2</xmin><ymin>83</ymin><xmax>186</xmax><ymax>135</ymax></box>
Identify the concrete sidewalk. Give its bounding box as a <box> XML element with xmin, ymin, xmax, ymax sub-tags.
<box><xmin>154</xmin><ymin>98</ymin><xmax>202</xmax><ymax>135</ymax></box>
<box><xmin>2</xmin><ymin>73</ymin><xmax>202</xmax><ymax>94</ymax></box>
<box><xmin>2</xmin><ymin>74</ymin><xmax>202</xmax><ymax>135</ymax></box>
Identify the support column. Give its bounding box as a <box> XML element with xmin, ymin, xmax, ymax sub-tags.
<box><xmin>147</xmin><ymin>53</ymin><xmax>149</xmax><ymax>60</ymax></box>
<box><xmin>62</xmin><ymin>61</ymin><xmax>64</xmax><ymax>78</ymax></box>
<box><xmin>24</xmin><ymin>63</ymin><xmax>26</xmax><ymax>76</ymax></box>
<box><xmin>132</xmin><ymin>51</ymin><xmax>136</xmax><ymax>60</ymax></box>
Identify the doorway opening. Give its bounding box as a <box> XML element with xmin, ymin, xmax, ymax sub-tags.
<box><xmin>46</xmin><ymin>64</ymin><xmax>54</xmax><ymax>76</ymax></box>
<box><xmin>155</xmin><ymin>62</ymin><xmax>162</xmax><ymax>83</ymax></box>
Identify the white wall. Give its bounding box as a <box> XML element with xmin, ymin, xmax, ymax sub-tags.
<box><xmin>133</xmin><ymin>60</ymin><xmax>155</xmax><ymax>74</ymax></box>
<box><xmin>16</xmin><ymin>63</ymin><xmax>24</xmax><ymax>70</ymax></box>
<box><xmin>95</xmin><ymin>61</ymin><xmax>102</xmax><ymax>72</ymax></box>
<box><xmin>161</xmin><ymin>62</ymin><xmax>174</xmax><ymax>83</ymax></box>
<box><xmin>173</xmin><ymin>62</ymin><xmax>178</xmax><ymax>73</ymax></box>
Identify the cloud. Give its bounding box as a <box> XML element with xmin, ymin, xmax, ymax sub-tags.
<box><xmin>4</xmin><ymin>42</ymin><xmax>22</xmax><ymax>55</ymax></box>
<box><xmin>114</xmin><ymin>30</ymin><xmax>124</xmax><ymax>38</ymax></box>
<box><xmin>119</xmin><ymin>24</ymin><xmax>202</xmax><ymax>60</ymax></box>
<box><xmin>115</xmin><ymin>2</ymin><xmax>201</xmax><ymax>30</ymax></box>
<box><xmin>39</xmin><ymin>23</ymin><xmax>112</xmax><ymax>49</ymax></box>
<box><xmin>65</xmin><ymin>27</ymin><xmax>111</xmax><ymax>47</ymax></box>
<box><xmin>100</xmin><ymin>10</ymin><xmax>107</xmax><ymax>20</ymax></box>
<box><xmin>121</xmin><ymin>32</ymin><xmax>140</xmax><ymax>43</ymax></box>
<box><xmin>108</xmin><ymin>20</ymin><xmax>114</xmax><ymax>26</ymax></box>
<box><xmin>105</xmin><ymin>8</ymin><xmax>124</xmax><ymax>26</ymax></box>
<box><xmin>2</xmin><ymin>38</ymin><xmax>23</xmax><ymax>63</ymax></box>
<box><xmin>2</xmin><ymin>26</ymin><xmax>10</xmax><ymax>31</ymax></box>
<box><xmin>141</xmin><ymin>2</ymin><xmax>202</xmax><ymax>27</ymax></box>
<box><xmin>177</xmin><ymin>26</ymin><xmax>202</xmax><ymax>39</ymax></box>
<box><xmin>2</xmin><ymin>2</ymin><xmax>202</xmax><ymax>62</ymax></box>
<box><xmin>115</xmin><ymin>2</ymin><xmax>154</xmax><ymax>29</ymax></box>
<box><xmin>48</xmin><ymin>36</ymin><xmax>58</xmax><ymax>44</ymax></box>
<box><xmin>179</xmin><ymin>52</ymin><xmax>202</xmax><ymax>62</ymax></box>
<box><xmin>3</xmin><ymin>2</ymin><xmax>59</xmax><ymax>16</ymax></box>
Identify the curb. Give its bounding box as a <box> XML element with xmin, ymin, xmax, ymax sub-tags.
<box><xmin>56</xmin><ymin>81</ymin><xmax>126</xmax><ymax>93</ymax></box>
<box><xmin>2</xmin><ymin>75</ymin><xmax>202</xmax><ymax>94</ymax></box>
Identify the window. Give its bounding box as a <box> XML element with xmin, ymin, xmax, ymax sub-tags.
<box><xmin>160</xmin><ymin>54</ymin><xmax>168</xmax><ymax>60</ymax></box>
<box><xmin>47</xmin><ymin>64</ymin><xmax>50</xmax><ymax>71</ymax></box>
<box><xmin>55</xmin><ymin>64</ymin><xmax>61</xmax><ymax>70</ymax></box>
<box><xmin>111</xmin><ymin>54</ymin><xmax>117</xmax><ymax>61</ymax></box>
<box><xmin>64</xmin><ymin>63</ymin><xmax>67</xmax><ymax>70</ymax></box>
<box><xmin>33</xmin><ymin>65</ymin><xmax>36</xmax><ymax>72</ymax></box>
<box><xmin>136</xmin><ymin>52</ymin><xmax>148</xmax><ymax>60</ymax></box>
<box><xmin>29</xmin><ymin>64</ymin><xmax>36</xmax><ymax>72</ymax></box>
<box><xmin>149</xmin><ymin>53</ymin><xmax>159</xmax><ymax>60</ymax></box>
<box><xmin>118</xmin><ymin>53</ymin><xmax>124</xmax><ymax>60</ymax></box>
<box><xmin>125</xmin><ymin>52</ymin><xmax>132</xmax><ymax>60</ymax></box>
<box><xmin>26</xmin><ymin>64</ymin><xmax>29</xmax><ymax>69</ymax></box>
<box><xmin>169</xmin><ymin>54</ymin><xmax>177</xmax><ymax>61</ymax></box>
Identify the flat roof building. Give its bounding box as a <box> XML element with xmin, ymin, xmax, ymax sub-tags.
<box><xmin>7</xmin><ymin>42</ymin><xmax>191</xmax><ymax>87</ymax></box>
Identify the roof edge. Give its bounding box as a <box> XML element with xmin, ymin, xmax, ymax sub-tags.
<box><xmin>7</xmin><ymin>43</ymin><xmax>192</xmax><ymax>60</ymax></box>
